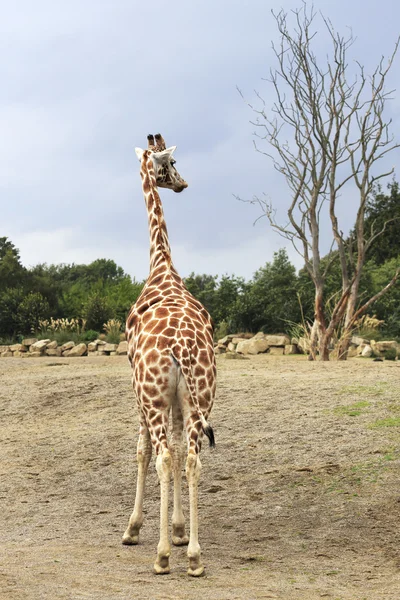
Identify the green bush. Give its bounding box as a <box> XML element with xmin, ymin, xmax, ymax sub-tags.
<box><xmin>384</xmin><ymin>347</ymin><xmax>398</xmax><ymax>361</ymax></box>
<box><xmin>83</xmin><ymin>293</ymin><xmax>114</xmax><ymax>331</ymax></box>
<box><xmin>82</xmin><ymin>329</ymin><xmax>100</xmax><ymax>342</ymax></box>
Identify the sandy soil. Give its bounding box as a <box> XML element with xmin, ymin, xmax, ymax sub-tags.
<box><xmin>1</xmin><ymin>353</ymin><xmax>400</xmax><ymax>600</ymax></box>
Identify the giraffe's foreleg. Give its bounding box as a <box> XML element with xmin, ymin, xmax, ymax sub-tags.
<box><xmin>154</xmin><ymin>445</ymin><xmax>172</xmax><ymax>574</ymax></box>
<box><xmin>186</xmin><ymin>451</ymin><xmax>204</xmax><ymax>577</ymax></box>
<box><xmin>170</xmin><ymin>400</ymin><xmax>189</xmax><ymax>546</ymax></box>
<box><xmin>122</xmin><ymin>423</ymin><xmax>152</xmax><ymax>545</ymax></box>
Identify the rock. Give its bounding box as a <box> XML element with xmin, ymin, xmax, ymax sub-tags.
<box><xmin>351</xmin><ymin>336</ymin><xmax>368</xmax><ymax>347</ymax></box>
<box><xmin>284</xmin><ymin>344</ymin><xmax>298</xmax><ymax>355</ymax></box>
<box><xmin>361</xmin><ymin>345</ymin><xmax>373</xmax><ymax>358</ymax></box>
<box><xmin>87</xmin><ymin>342</ymin><xmax>98</xmax><ymax>352</ymax></box>
<box><xmin>12</xmin><ymin>351</ymin><xmax>24</xmax><ymax>357</ymax></box>
<box><xmin>227</xmin><ymin>342</ymin><xmax>236</xmax><ymax>352</ymax></box>
<box><xmin>29</xmin><ymin>351</ymin><xmax>42</xmax><ymax>358</ymax></box>
<box><xmin>46</xmin><ymin>340</ymin><xmax>58</xmax><ymax>349</ymax></box>
<box><xmin>1</xmin><ymin>351</ymin><xmax>13</xmax><ymax>358</ymax></box>
<box><xmin>46</xmin><ymin>348</ymin><xmax>62</xmax><ymax>357</ymax></box>
<box><xmin>117</xmin><ymin>341</ymin><xmax>128</xmax><ymax>355</ymax></box>
<box><xmin>252</xmin><ymin>332</ymin><xmax>266</xmax><ymax>340</ymax></box>
<box><xmin>0</xmin><ymin>345</ymin><xmax>10</xmax><ymax>353</ymax></box>
<box><xmin>109</xmin><ymin>351</ymin><xmax>117</xmax><ymax>356</ymax></box>
<box><xmin>97</xmin><ymin>350</ymin><xmax>106</xmax><ymax>356</ymax></box>
<box><xmin>347</xmin><ymin>345</ymin><xmax>359</xmax><ymax>358</ymax></box>
<box><xmin>269</xmin><ymin>347</ymin><xmax>284</xmax><ymax>356</ymax></box>
<box><xmin>104</xmin><ymin>343</ymin><xmax>118</xmax><ymax>353</ymax></box>
<box><xmin>10</xmin><ymin>343</ymin><xmax>26</xmax><ymax>353</ymax></box>
<box><xmin>217</xmin><ymin>336</ymin><xmax>230</xmax><ymax>345</ymax></box>
<box><xmin>297</xmin><ymin>337</ymin><xmax>310</xmax><ymax>354</ymax></box>
<box><xmin>231</xmin><ymin>337</ymin><xmax>247</xmax><ymax>345</ymax></box>
<box><xmin>95</xmin><ymin>339</ymin><xmax>106</xmax><ymax>346</ymax></box>
<box><xmin>31</xmin><ymin>339</ymin><xmax>51</xmax><ymax>352</ymax></box>
<box><xmin>236</xmin><ymin>339</ymin><xmax>269</xmax><ymax>355</ymax></box>
<box><xmin>291</xmin><ymin>337</ymin><xmax>299</xmax><ymax>345</ymax></box>
<box><xmin>374</xmin><ymin>341</ymin><xmax>398</xmax><ymax>353</ymax></box>
<box><xmin>66</xmin><ymin>343</ymin><xmax>87</xmax><ymax>357</ymax></box>
<box><xmin>224</xmin><ymin>352</ymin><xmax>249</xmax><ymax>360</ymax></box>
<box><xmin>264</xmin><ymin>335</ymin><xmax>290</xmax><ymax>347</ymax></box>
<box><xmin>21</xmin><ymin>338</ymin><xmax>37</xmax><ymax>347</ymax></box>
<box><xmin>214</xmin><ymin>347</ymin><xmax>226</xmax><ymax>354</ymax></box>
<box><xmin>61</xmin><ymin>341</ymin><xmax>75</xmax><ymax>351</ymax></box>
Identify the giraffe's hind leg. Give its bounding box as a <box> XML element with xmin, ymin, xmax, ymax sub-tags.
<box><xmin>170</xmin><ymin>398</ymin><xmax>189</xmax><ymax>546</ymax></box>
<box><xmin>122</xmin><ymin>421</ymin><xmax>152</xmax><ymax>545</ymax></box>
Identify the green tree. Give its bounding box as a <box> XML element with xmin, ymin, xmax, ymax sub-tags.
<box><xmin>0</xmin><ymin>237</ymin><xmax>26</xmax><ymax>289</ymax></box>
<box><xmin>17</xmin><ymin>292</ymin><xmax>51</xmax><ymax>335</ymax></box>
<box><xmin>82</xmin><ymin>293</ymin><xmax>114</xmax><ymax>331</ymax></box>
<box><xmin>364</xmin><ymin>182</ymin><xmax>400</xmax><ymax>265</ymax></box>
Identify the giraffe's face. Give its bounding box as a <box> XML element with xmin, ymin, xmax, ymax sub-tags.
<box><xmin>136</xmin><ymin>147</ymin><xmax>188</xmax><ymax>193</ymax></box>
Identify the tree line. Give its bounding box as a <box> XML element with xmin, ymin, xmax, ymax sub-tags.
<box><xmin>1</xmin><ymin>182</ymin><xmax>399</xmax><ymax>343</ymax></box>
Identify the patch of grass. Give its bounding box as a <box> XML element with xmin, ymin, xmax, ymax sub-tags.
<box><xmin>333</xmin><ymin>401</ymin><xmax>370</xmax><ymax>417</ymax></box>
<box><xmin>338</xmin><ymin>383</ymin><xmax>388</xmax><ymax>396</ymax></box>
<box><xmin>369</xmin><ymin>416</ymin><xmax>400</xmax><ymax>429</ymax></box>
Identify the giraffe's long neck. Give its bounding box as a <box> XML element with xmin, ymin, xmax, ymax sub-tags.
<box><xmin>140</xmin><ymin>151</ymin><xmax>173</xmax><ymax>272</ymax></box>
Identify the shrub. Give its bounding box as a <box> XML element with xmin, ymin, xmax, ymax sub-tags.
<box><xmin>103</xmin><ymin>319</ymin><xmax>122</xmax><ymax>344</ymax></box>
<box><xmin>83</xmin><ymin>293</ymin><xmax>114</xmax><ymax>331</ymax></box>
<box><xmin>384</xmin><ymin>347</ymin><xmax>398</xmax><ymax>361</ymax></box>
<box><xmin>82</xmin><ymin>329</ymin><xmax>100</xmax><ymax>342</ymax></box>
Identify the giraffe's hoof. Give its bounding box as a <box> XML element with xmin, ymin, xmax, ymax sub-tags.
<box><xmin>122</xmin><ymin>533</ymin><xmax>139</xmax><ymax>545</ymax></box>
<box><xmin>153</xmin><ymin>558</ymin><xmax>170</xmax><ymax>575</ymax></box>
<box><xmin>187</xmin><ymin>565</ymin><xmax>205</xmax><ymax>577</ymax></box>
<box><xmin>172</xmin><ymin>534</ymin><xmax>189</xmax><ymax>546</ymax></box>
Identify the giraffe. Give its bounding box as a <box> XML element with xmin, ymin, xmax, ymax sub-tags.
<box><xmin>122</xmin><ymin>133</ymin><xmax>217</xmax><ymax>577</ymax></box>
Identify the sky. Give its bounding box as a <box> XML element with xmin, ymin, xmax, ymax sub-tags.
<box><xmin>1</xmin><ymin>0</ymin><xmax>400</xmax><ymax>282</ymax></box>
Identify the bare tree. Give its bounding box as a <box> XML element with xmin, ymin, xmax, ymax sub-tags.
<box><xmin>239</xmin><ymin>3</ymin><xmax>400</xmax><ymax>360</ymax></box>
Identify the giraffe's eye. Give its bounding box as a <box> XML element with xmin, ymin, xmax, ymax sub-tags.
<box><xmin>170</xmin><ymin>160</ymin><xmax>176</xmax><ymax>166</ymax></box>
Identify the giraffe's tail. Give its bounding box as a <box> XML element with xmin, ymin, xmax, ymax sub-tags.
<box><xmin>172</xmin><ymin>352</ymin><xmax>215</xmax><ymax>448</ymax></box>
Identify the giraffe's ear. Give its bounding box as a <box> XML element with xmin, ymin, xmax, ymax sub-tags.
<box><xmin>135</xmin><ymin>147</ymin><xmax>144</xmax><ymax>161</ymax></box>
<box><xmin>165</xmin><ymin>146</ymin><xmax>177</xmax><ymax>155</ymax></box>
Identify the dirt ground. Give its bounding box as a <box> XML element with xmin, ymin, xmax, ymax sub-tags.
<box><xmin>1</xmin><ymin>353</ymin><xmax>400</xmax><ymax>600</ymax></box>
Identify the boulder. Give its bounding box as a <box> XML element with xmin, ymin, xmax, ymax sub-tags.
<box><xmin>224</xmin><ymin>352</ymin><xmax>249</xmax><ymax>360</ymax></box>
<box><xmin>252</xmin><ymin>332</ymin><xmax>266</xmax><ymax>340</ymax></box>
<box><xmin>61</xmin><ymin>341</ymin><xmax>75</xmax><ymax>351</ymax></box>
<box><xmin>269</xmin><ymin>347</ymin><xmax>284</xmax><ymax>356</ymax></box>
<box><xmin>297</xmin><ymin>337</ymin><xmax>310</xmax><ymax>354</ymax></box>
<box><xmin>361</xmin><ymin>345</ymin><xmax>373</xmax><ymax>358</ymax></box>
<box><xmin>97</xmin><ymin>350</ymin><xmax>106</xmax><ymax>356</ymax></box>
<box><xmin>236</xmin><ymin>338</ymin><xmax>269</xmax><ymax>355</ymax></box>
<box><xmin>117</xmin><ymin>341</ymin><xmax>128</xmax><ymax>355</ymax></box>
<box><xmin>12</xmin><ymin>351</ymin><xmax>24</xmax><ymax>357</ymax></box>
<box><xmin>95</xmin><ymin>339</ymin><xmax>106</xmax><ymax>346</ymax></box>
<box><xmin>0</xmin><ymin>345</ymin><xmax>10</xmax><ymax>353</ymax></box>
<box><xmin>264</xmin><ymin>335</ymin><xmax>290</xmax><ymax>347</ymax></box>
<box><xmin>351</xmin><ymin>336</ymin><xmax>369</xmax><ymax>347</ymax></box>
<box><xmin>104</xmin><ymin>343</ymin><xmax>118</xmax><ymax>353</ymax></box>
<box><xmin>1</xmin><ymin>351</ymin><xmax>13</xmax><ymax>358</ymax></box>
<box><xmin>66</xmin><ymin>343</ymin><xmax>87</xmax><ymax>357</ymax></box>
<box><xmin>21</xmin><ymin>338</ymin><xmax>37</xmax><ymax>347</ymax></box>
<box><xmin>46</xmin><ymin>340</ymin><xmax>58</xmax><ymax>349</ymax></box>
<box><xmin>10</xmin><ymin>343</ymin><xmax>26</xmax><ymax>353</ymax></box>
<box><xmin>46</xmin><ymin>348</ymin><xmax>62</xmax><ymax>357</ymax></box>
<box><xmin>29</xmin><ymin>351</ymin><xmax>42</xmax><ymax>358</ymax></box>
<box><xmin>31</xmin><ymin>339</ymin><xmax>51</xmax><ymax>352</ymax></box>
<box><xmin>347</xmin><ymin>345</ymin><xmax>359</xmax><ymax>358</ymax></box>
<box><xmin>231</xmin><ymin>337</ymin><xmax>247</xmax><ymax>345</ymax></box>
<box><xmin>284</xmin><ymin>344</ymin><xmax>298</xmax><ymax>355</ymax></box>
<box><xmin>374</xmin><ymin>341</ymin><xmax>398</xmax><ymax>353</ymax></box>
<box><xmin>227</xmin><ymin>342</ymin><xmax>236</xmax><ymax>352</ymax></box>
<box><xmin>214</xmin><ymin>347</ymin><xmax>225</xmax><ymax>354</ymax></box>
<box><xmin>87</xmin><ymin>342</ymin><xmax>98</xmax><ymax>352</ymax></box>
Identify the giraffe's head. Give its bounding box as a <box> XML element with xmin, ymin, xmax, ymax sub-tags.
<box><xmin>135</xmin><ymin>134</ymin><xmax>188</xmax><ymax>193</ymax></box>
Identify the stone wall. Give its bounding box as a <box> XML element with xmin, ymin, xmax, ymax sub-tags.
<box><xmin>215</xmin><ymin>333</ymin><xmax>400</xmax><ymax>359</ymax></box>
<box><xmin>0</xmin><ymin>338</ymin><xmax>128</xmax><ymax>358</ymax></box>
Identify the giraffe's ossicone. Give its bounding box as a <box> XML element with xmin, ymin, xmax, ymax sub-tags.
<box><xmin>122</xmin><ymin>133</ymin><xmax>216</xmax><ymax>577</ymax></box>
